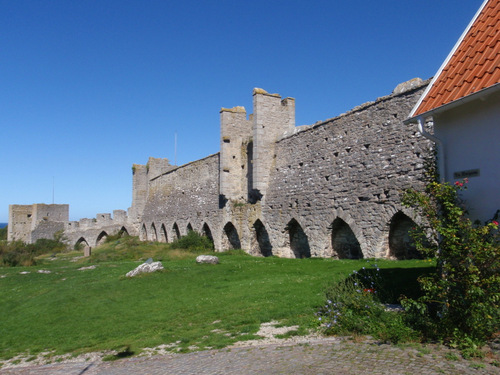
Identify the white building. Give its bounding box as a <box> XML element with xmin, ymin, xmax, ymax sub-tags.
<box><xmin>406</xmin><ymin>0</ymin><xmax>500</xmax><ymax>222</ymax></box>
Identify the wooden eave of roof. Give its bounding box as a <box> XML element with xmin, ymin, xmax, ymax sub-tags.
<box><xmin>408</xmin><ymin>0</ymin><xmax>500</xmax><ymax>121</ymax></box>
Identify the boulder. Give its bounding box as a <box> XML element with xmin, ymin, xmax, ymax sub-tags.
<box><xmin>126</xmin><ymin>261</ymin><xmax>164</xmax><ymax>277</ymax></box>
<box><xmin>392</xmin><ymin>77</ymin><xmax>424</xmax><ymax>95</ymax></box>
<box><xmin>196</xmin><ymin>255</ymin><xmax>219</xmax><ymax>264</ymax></box>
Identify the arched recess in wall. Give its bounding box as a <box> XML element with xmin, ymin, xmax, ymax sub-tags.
<box><xmin>76</xmin><ymin>237</ymin><xmax>90</xmax><ymax>253</ymax></box>
<box><xmin>201</xmin><ymin>223</ymin><xmax>214</xmax><ymax>245</ymax></box>
<box><xmin>388</xmin><ymin>212</ymin><xmax>421</xmax><ymax>259</ymax></box>
<box><xmin>96</xmin><ymin>231</ymin><xmax>108</xmax><ymax>247</ymax></box>
<box><xmin>140</xmin><ymin>224</ymin><xmax>147</xmax><ymax>241</ymax></box>
<box><xmin>285</xmin><ymin>219</ymin><xmax>311</xmax><ymax>258</ymax></box>
<box><xmin>150</xmin><ymin>223</ymin><xmax>158</xmax><ymax>242</ymax></box>
<box><xmin>221</xmin><ymin>222</ymin><xmax>241</xmax><ymax>251</ymax></box>
<box><xmin>331</xmin><ymin>218</ymin><xmax>363</xmax><ymax>259</ymax></box>
<box><xmin>187</xmin><ymin>223</ymin><xmax>194</xmax><ymax>233</ymax></box>
<box><xmin>172</xmin><ymin>223</ymin><xmax>181</xmax><ymax>240</ymax></box>
<box><xmin>159</xmin><ymin>224</ymin><xmax>168</xmax><ymax>243</ymax></box>
<box><xmin>119</xmin><ymin>226</ymin><xmax>129</xmax><ymax>236</ymax></box>
<box><xmin>251</xmin><ymin>219</ymin><xmax>273</xmax><ymax>257</ymax></box>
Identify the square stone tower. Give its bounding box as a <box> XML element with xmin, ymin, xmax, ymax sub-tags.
<box><xmin>252</xmin><ymin>88</ymin><xmax>295</xmax><ymax>199</ymax></box>
<box><xmin>219</xmin><ymin>106</ymin><xmax>253</xmax><ymax>202</ymax></box>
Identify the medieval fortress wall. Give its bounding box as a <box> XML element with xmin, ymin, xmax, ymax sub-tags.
<box><xmin>8</xmin><ymin>79</ymin><xmax>432</xmax><ymax>259</ymax></box>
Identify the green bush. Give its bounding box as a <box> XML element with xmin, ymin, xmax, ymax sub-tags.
<box><xmin>169</xmin><ymin>230</ymin><xmax>214</xmax><ymax>251</ymax></box>
<box><xmin>401</xmin><ymin>179</ymin><xmax>500</xmax><ymax>349</ymax></box>
<box><xmin>104</xmin><ymin>229</ymin><xmax>129</xmax><ymax>243</ymax></box>
<box><xmin>318</xmin><ymin>264</ymin><xmax>419</xmax><ymax>343</ymax></box>
<box><xmin>0</xmin><ymin>231</ymin><xmax>68</xmax><ymax>267</ymax></box>
<box><xmin>87</xmin><ymin>231</ymin><xmax>214</xmax><ymax>263</ymax></box>
<box><xmin>0</xmin><ymin>225</ymin><xmax>7</xmax><ymax>241</ymax></box>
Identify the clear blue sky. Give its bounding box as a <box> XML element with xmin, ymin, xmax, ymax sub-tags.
<box><xmin>0</xmin><ymin>0</ymin><xmax>483</xmax><ymax>223</ymax></box>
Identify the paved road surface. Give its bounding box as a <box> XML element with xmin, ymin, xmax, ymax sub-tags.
<box><xmin>1</xmin><ymin>338</ymin><xmax>498</xmax><ymax>374</ymax></box>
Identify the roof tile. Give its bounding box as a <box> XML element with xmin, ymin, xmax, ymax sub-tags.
<box><xmin>413</xmin><ymin>0</ymin><xmax>500</xmax><ymax>116</ymax></box>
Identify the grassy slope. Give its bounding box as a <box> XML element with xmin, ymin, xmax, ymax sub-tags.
<box><xmin>0</xmin><ymin>251</ymin><xmax>433</xmax><ymax>359</ymax></box>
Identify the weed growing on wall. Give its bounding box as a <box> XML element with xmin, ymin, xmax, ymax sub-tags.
<box><xmin>401</xmin><ymin>179</ymin><xmax>500</xmax><ymax>352</ymax></box>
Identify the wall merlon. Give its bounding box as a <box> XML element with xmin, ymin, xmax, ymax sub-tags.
<box><xmin>96</xmin><ymin>213</ymin><xmax>112</xmax><ymax>223</ymax></box>
<box><xmin>113</xmin><ymin>210</ymin><xmax>128</xmax><ymax>222</ymax></box>
<box><xmin>252</xmin><ymin>87</ymin><xmax>280</xmax><ymax>97</ymax></box>
<box><xmin>220</xmin><ymin>106</ymin><xmax>246</xmax><ymax>114</ymax></box>
<box><xmin>147</xmin><ymin>157</ymin><xmax>172</xmax><ymax>180</ymax></box>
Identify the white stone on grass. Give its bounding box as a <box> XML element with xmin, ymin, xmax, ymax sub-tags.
<box><xmin>78</xmin><ymin>265</ymin><xmax>97</xmax><ymax>271</ymax></box>
<box><xmin>196</xmin><ymin>255</ymin><xmax>219</xmax><ymax>264</ymax></box>
<box><xmin>126</xmin><ymin>261</ymin><xmax>164</xmax><ymax>277</ymax></box>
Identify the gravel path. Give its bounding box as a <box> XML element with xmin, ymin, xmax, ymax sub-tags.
<box><xmin>1</xmin><ymin>337</ymin><xmax>498</xmax><ymax>375</ymax></box>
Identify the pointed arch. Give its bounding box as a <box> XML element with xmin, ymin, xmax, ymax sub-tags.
<box><xmin>150</xmin><ymin>222</ymin><xmax>158</xmax><ymax>242</ymax></box>
<box><xmin>159</xmin><ymin>223</ymin><xmax>168</xmax><ymax>243</ymax></box>
<box><xmin>140</xmin><ymin>223</ymin><xmax>147</xmax><ymax>241</ymax></box>
<box><xmin>119</xmin><ymin>226</ymin><xmax>129</xmax><ymax>236</ymax></box>
<box><xmin>96</xmin><ymin>231</ymin><xmax>108</xmax><ymax>247</ymax></box>
<box><xmin>221</xmin><ymin>222</ymin><xmax>241</xmax><ymax>251</ymax></box>
<box><xmin>331</xmin><ymin>218</ymin><xmax>362</xmax><ymax>259</ymax></box>
<box><xmin>252</xmin><ymin>219</ymin><xmax>273</xmax><ymax>257</ymax></box>
<box><xmin>201</xmin><ymin>223</ymin><xmax>214</xmax><ymax>245</ymax></box>
<box><xmin>187</xmin><ymin>223</ymin><xmax>194</xmax><ymax>233</ymax></box>
<box><xmin>285</xmin><ymin>218</ymin><xmax>311</xmax><ymax>258</ymax></box>
<box><xmin>172</xmin><ymin>222</ymin><xmax>181</xmax><ymax>240</ymax></box>
<box><xmin>76</xmin><ymin>237</ymin><xmax>91</xmax><ymax>256</ymax></box>
<box><xmin>388</xmin><ymin>212</ymin><xmax>421</xmax><ymax>259</ymax></box>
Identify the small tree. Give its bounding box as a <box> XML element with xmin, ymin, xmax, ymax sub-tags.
<box><xmin>401</xmin><ymin>179</ymin><xmax>499</xmax><ymax>348</ymax></box>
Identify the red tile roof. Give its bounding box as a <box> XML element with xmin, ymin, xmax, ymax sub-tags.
<box><xmin>411</xmin><ymin>0</ymin><xmax>500</xmax><ymax>117</ymax></box>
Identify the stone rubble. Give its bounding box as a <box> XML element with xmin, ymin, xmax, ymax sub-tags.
<box><xmin>126</xmin><ymin>261</ymin><xmax>164</xmax><ymax>277</ymax></box>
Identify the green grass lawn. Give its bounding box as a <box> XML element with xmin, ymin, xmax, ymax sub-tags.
<box><xmin>0</xmin><ymin>248</ymin><xmax>433</xmax><ymax>360</ymax></box>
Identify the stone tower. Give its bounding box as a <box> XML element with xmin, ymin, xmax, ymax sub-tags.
<box><xmin>219</xmin><ymin>106</ymin><xmax>253</xmax><ymax>202</ymax></box>
<box><xmin>252</xmin><ymin>88</ymin><xmax>295</xmax><ymax>200</ymax></box>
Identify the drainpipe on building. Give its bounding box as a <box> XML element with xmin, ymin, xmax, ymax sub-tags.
<box><xmin>417</xmin><ymin>117</ymin><xmax>446</xmax><ymax>182</ymax></box>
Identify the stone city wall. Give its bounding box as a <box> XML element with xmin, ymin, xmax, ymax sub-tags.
<box><xmin>260</xmin><ymin>86</ymin><xmax>431</xmax><ymax>258</ymax></box>
<box><xmin>138</xmin><ymin>80</ymin><xmax>432</xmax><ymax>259</ymax></box>
<box><xmin>8</xmin><ymin>79</ymin><xmax>433</xmax><ymax>260</ymax></box>
<box><xmin>139</xmin><ymin>153</ymin><xmax>221</xmax><ymax>246</ymax></box>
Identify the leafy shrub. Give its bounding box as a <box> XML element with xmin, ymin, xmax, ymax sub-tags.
<box><xmin>169</xmin><ymin>230</ymin><xmax>214</xmax><ymax>251</ymax></box>
<box><xmin>0</xmin><ymin>232</ymin><xmax>68</xmax><ymax>267</ymax></box>
<box><xmin>401</xmin><ymin>179</ymin><xmax>500</xmax><ymax>348</ymax></box>
<box><xmin>87</xmin><ymin>232</ymin><xmax>214</xmax><ymax>263</ymax></box>
<box><xmin>0</xmin><ymin>225</ymin><xmax>7</xmax><ymax>241</ymax></box>
<box><xmin>318</xmin><ymin>264</ymin><xmax>419</xmax><ymax>343</ymax></box>
<box><xmin>0</xmin><ymin>241</ymin><xmax>36</xmax><ymax>266</ymax></box>
<box><xmin>104</xmin><ymin>230</ymin><xmax>129</xmax><ymax>243</ymax></box>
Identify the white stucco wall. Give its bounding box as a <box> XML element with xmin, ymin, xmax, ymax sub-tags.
<box><xmin>434</xmin><ymin>89</ymin><xmax>500</xmax><ymax>222</ymax></box>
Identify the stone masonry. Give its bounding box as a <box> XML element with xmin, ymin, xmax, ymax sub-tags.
<box><xmin>8</xmin><ymin>78</ymin><xmax>433</xmax><ymax>259</ymax></box>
